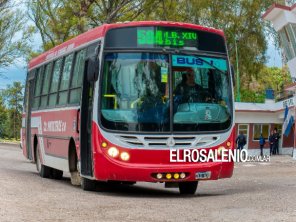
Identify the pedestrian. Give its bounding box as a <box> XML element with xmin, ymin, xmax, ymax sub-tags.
<box><xmin>236</xmin><ymin>131</ymin><xmax>246</xmax><ymax>151</ymax></box>
<box><xmin>268</xmin><ymin>132</ymin><xmax>274</xmax><ymax>155</ymax></box>
<box><xmin>259</xmin><ymin>134</ymin><xmax>266</xmax><ymax>156</ymax></box>
<box><xmin>272</xmin><ymin>128</ymin><xmax>280</xmax><ymax>155</ymax></box>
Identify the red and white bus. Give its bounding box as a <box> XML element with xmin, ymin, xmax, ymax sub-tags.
<box><xmin>21</xmin><ymin>21</ymin><xmax>235</xmax><ymax>194</ymax></box>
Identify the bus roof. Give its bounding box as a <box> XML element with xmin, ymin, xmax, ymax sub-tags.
<box><xmin>28</xmin><ymin>21</ymin><xmax>225</xmax><ymax>70</ymax></box>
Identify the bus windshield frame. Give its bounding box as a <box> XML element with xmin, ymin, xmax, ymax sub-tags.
<box><xmin>99</xmin><ymin>27</ymin><xmax>233</xmax><ymax>134</ymax></box>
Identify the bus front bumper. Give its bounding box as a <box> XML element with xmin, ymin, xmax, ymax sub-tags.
<box><xmin>93</xmin><ymin>154</ymin><xmax>234</xmax><ymax>182</ymax></box>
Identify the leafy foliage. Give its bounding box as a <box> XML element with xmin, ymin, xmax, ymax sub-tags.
<box><xmin>27</xmin><ymin>0</ymin><xmax>156</xmax><ymax>51</ymax></box>
<box><xmin>240</xmin><ymin>89</ymin><xmax>265</xmax><ymax>103</ymax></box>
<box><xmin>0</xmin><ymin>82</ymin><xmax>24</xmax><ymax>139</ymax></box>
<box><xmin>0</xmin><ymin>0</ymin><xmax>34</xmax><ymax>70</ymax></box>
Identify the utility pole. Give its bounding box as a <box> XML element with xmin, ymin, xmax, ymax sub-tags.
<box><xmin>235</xmin><ymin>37</ymin><xmax>241</xmax><ymax>102</ymax></box>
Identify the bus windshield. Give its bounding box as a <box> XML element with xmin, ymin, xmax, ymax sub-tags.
<box><xmin>100</xmin><ymin>52</ymin><xmax>232</xmax><ymax>132</ymax></box>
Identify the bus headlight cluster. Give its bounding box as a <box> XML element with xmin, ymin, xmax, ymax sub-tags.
<box><xmin>153</xmin><ymin>172</ymin><xmax>187</xmax><ymax>180</ymax></box>
<box><xmin>106</xmin><ymin>146</ymin><xmax>130</xmax><ymax>162</ymax></box>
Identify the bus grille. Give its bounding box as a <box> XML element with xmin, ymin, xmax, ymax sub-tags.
<box><xmin>115</xmin><ymin>135</ymin><xmax>219</xmax><ymax>148</ymax></box>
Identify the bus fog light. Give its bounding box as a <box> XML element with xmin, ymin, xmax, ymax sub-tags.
<box><xmin>120</xmin><ymin>152</ymin><xmax>130</xmax><ymax>161</ymax></box>
<box><xmin>107</xmin><ymin>147</ymin><xmax>119</xmax><ymax>158</ymax></box>
<box><xmin>166</xmin><ymin>173</ymin><xmax>172</xmax><ymax>179</ymax></box>
<box><xmin>156</xmin><ymin>173</ymin><xmax>163</xmax><ymax>179</ymax></box>
<box><xmin>174</xmin><ymin>173</ymin><xmax>180</xmax><ymax>179</ymax></box>
<box><xmin>180</xmin><ymin>173</ymin><xmax>186</xmax><ymax>179</ymax></box>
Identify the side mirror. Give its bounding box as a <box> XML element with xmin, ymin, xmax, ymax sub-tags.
<box><xmin>87</xmin><ymin>41</ymin><xmax>101</xmax><ymax>82</ymax></box>
<box><xmin>231</xmin><ymin>64</ymin><xmax>235</xmax><ymax>86</ymax></box>
<box><xmin>87</xmin><ymin>56</ymin><xmax>99</xmax><ymax>82</ymax></box>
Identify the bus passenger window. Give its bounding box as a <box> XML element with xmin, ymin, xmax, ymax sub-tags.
<box><xmin>40</xmin><ymin>63</ymin><xmax>52</xmax><ymax>108</ymax></box>
<box><xmin>33</xmin><ymin>68</ymin><xmax>43</xmax><ymax>109</ymax></box>
<box><xmin>48</xmin><ymin>59</ymin><xmax>62</xmax><ymax>107</ymax></box>
<box><xmin>58</xmin><ymin>53</ymin><xmax>73</xmax><ymax>105</ymax></box>
<box><xmin>69</xmin><ymin>50</ymin><xmax>86</xmax><ymax>104</ymax></box>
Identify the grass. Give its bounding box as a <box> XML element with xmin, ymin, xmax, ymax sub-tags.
<box><xmin>0</xmin><ymin>138</ymin><xmax>20</xmax><ymax>143</ymax></box>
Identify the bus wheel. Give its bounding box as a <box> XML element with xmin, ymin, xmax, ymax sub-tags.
<box><xmin>35</xmin><ymin>145</ymin><xmax>51</xmax><ymax>178</ymax></box>
<box><xmin>81</xmin><ymin>177</ymin><xmax>96</xmax><ymax>191</ymax></box>
<box><xmin>178</xmin><ymin>181</ymin><xmax>198</xmax><ymax>195</ymax></box>
<box><xmin>51</xmin><ymin>169</ymin><xmax>63</xmax><ymax>180</ymax></box>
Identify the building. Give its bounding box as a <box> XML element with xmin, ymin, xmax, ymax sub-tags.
<box><xmin>259</xmin><ymin>2</ymin><xmax>296</xmax><ymax>158</ymax></box>
<box><xmin>263</xmin><ymin>2</ymin><xmax>296</xmax><ymax>81</ymax></box>
<box><xmin>235</xmin><ymin>95</ymin><xmax>295</xmax><ymax>156</ymax></box>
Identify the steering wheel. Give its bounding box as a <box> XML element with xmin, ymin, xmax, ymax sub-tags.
<box><xmin>189</xmin><ymin>90</ymin><xmax>215</xmax><ymax>103</ymax></box>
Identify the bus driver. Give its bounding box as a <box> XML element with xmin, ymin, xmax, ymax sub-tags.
<box><xmin>174</xmin><ymin>68</ymin><xmax>203</xmax><ymax>103</ymax></box>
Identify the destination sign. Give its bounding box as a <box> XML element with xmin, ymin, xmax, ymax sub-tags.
<box><xmin>105</xmin><ymin>26</ymin><xmax>226</xmax><ymax>53</ymax></box>
<box><xmin>172</xmin><ymin>55</ymin><xmax>227</xmax><ymax>71</ymax></box>
<box><xmin>137</xmin><ymin>28</ymin><xmax>198</xmax><ymax>47</ymax></box>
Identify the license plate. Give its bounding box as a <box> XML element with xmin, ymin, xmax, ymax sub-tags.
<box><xmin>195</xmin><ymin>171</ymin><xmax>211</xmax><ymax>179</ymax></box>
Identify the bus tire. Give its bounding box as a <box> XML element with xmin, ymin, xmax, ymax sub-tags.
<box><xmin>70</xmin><ymin>171</ymin><xmax>81</xmax><ymax>186</ymax></box>
<box><xmin>178</xmin><ymin>181</ymin><xmax>198</xmax><ymax>195</ymax></box>
<box><xmin>35</xmin><ymin>144</ymin><xmax>51</xmax><ymax>178</ymax></box>
<box><xmin>51</xmin><ymin>168</ymin><xmax>63</xmax><ymax>180</ymax></box>
<box><xmin>81</xmin><ymin>177</ymin><xmax>96</xmax><ymax>191</ymax></box>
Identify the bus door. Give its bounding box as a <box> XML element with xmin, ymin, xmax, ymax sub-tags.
<box><xmin>25</xmin><ymin>71</ymin><xmax>35</xmax><ymax>160</ymax></box>
<box><xmin>80</xmin><ymin>43</ymin><xmax>99</xmax><ymax>177</ymax></box>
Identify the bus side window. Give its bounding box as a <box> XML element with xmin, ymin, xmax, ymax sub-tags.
<box><xmin>23</xmin><ymin>71</ymin><xmax>33</xmax><ymax>112</ymax></box>
<box><xmin>48</xmin><ymin>59</ymin><xmax>62</xmax><ymax>107</ymax></box>
<box><xmin>69</xmin><ymin>49</ymin><xmax>86</xmax><ymax>104</ymax></box>
<box><xmin>58</xmin><ymin>53</ymin><xmax>74</xmax><ymax>105</ymax></box>
<box><xmin>32</xmin><ymin>67</ymin><xmax>43</xmax><ymax>109</ymax></box>
<box><xmin>40</xmin><ymin>63</ymin><xmax>53</xmax><ymax>108</ymax></box>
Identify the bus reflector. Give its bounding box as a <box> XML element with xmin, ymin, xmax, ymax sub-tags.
<box><xmin>180</xmin><ymin>173</ymin><xmax>186</xmax><ymax>179</ymax></box>
<box><xmin>156</xmin><ymin>173</ymin><xmax>163</xmax><ymax>179</ymax></box>
<box><xmin>108</xmin><ymin>147</ymin><xmax>119</xmax><ymax>158</ymax></box>
<box><xmin>166</xmin><ymin>173</ymin><xmax>172</xmax><ymax>179</ymax></box>
<box><xmin>120</xmin><ymin>152</ymin><xmax>130</xmax><ymax>161</ymax></box>
<box><xmin>174</xmin><ymin>173</ymin><xmax>180</xmax><ymax>179</ymax></box>
<box><xmin>226</xmin><ymin>141</ymin><xmax>231</xmax><ymax>147</ymax></box>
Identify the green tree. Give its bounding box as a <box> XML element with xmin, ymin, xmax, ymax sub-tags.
<box><xmin>0</xmin><ymin>93</ymin><xmax>8</xmax><ymax>138</ymax></box>
<box><xmin>239</xmin><ymin>65</ymin><xmax>292</xmax><ymax>102</ymax></box>
<box><xmin>1</xmin><ymin>82</ymin><xmax>24</xmax><ymax>139</ymax></box>
<box><xmin>27</xmin><ymin>0</ymin><xmax>155</xmax><ymax>51</ymax></box>
<box><xmin>0</xmin><ymin>0</ymin><xmax>33</xmax><ymax>71</ymax></box>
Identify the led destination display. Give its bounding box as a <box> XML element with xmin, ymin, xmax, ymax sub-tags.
<box><xmin>137</xmin><ymin>28</ymin><xmax>198</xmax><ymax>47</ymax></box>
<box><xmin>105</xmin><ymin>26</ymin><xmax>226</xmax><ymax>53</ymax></box>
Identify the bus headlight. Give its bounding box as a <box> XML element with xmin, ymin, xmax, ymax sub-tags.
<box><xmin>217</xmin><ymin>146</ymin><xmax>226</xmax><ymax>156</ymax></box>
<box><xmin>120</xmin><ymin>152</ymin><xmax>130</xmax><ymax>161</ymax></box>
<box><xmin>108</xmin><ymin>147</ymin><xmax>119</xmax><ymax>158</ymax></box>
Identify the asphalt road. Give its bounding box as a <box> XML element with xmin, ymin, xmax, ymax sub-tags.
<box><xmin>0</xmin><ymin>143</ymin><xmax>296</xmax><ymax>222</ymax></box>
